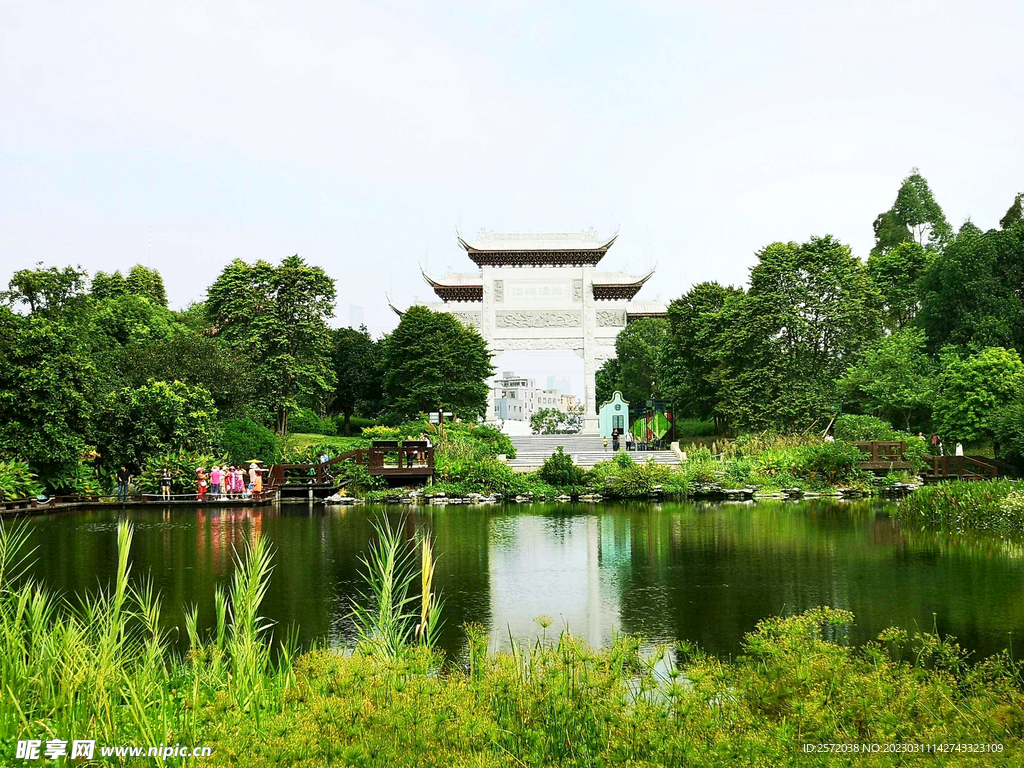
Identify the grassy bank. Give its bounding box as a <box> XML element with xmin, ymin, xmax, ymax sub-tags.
<box><xmin>3</xmin><ymin>519</ymin><xmax>1023</xmax><ymax>766</ymax></box>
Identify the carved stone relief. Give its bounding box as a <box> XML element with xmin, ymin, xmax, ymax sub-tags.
<box><xmin>495</xmin><ymin>311</ymin><xmax>582</xmax><ymax>329</ymax></box>
<box><xmin>451</xmin><ymin>312</ymin><xmax>481</xmax><ymax>328</ymax></box>
<box><xmin>596</xmin><ymin>310</ymin><xmax>626</xmax><ymax>327</ymax></box>
<box><xmin>490</xmin><ymin>338</ymin><xmax>584</xmax><ymax>351</ymax></box>
<box><xmin>493</xmin><ymin>279</ymin><xmax>504</xmax><ymax>303</ymax></box>
<box><xmin>572</xmin><ymin>279</ymin><xmax>583</xmax><ymax>302</ymax></box>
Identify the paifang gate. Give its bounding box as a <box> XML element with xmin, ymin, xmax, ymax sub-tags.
<box><xmin>388</xmin><ymin>229</ymin><xmax>666</xmax><ymax>434</ymax></box>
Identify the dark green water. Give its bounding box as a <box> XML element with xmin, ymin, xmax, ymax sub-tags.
<box><xmin>20</xmin><ymin>500</ymin><xmax>1024</xmax><ymax>660</ymax></box>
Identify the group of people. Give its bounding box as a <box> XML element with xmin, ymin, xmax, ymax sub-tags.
<box><xmin>185</xmin><ymin>464</ymin><xmax>264</xmax><ymax>502</ymax></box>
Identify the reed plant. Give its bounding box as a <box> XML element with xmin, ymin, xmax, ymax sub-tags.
<box><xmin>893</xmin><ymin>479</ymin><xmax>1024</xmax><ymax>533</ymax></box>
<box><xmin>350</xmin><ymin>515</ymin><xmax>443</xmax><ymax>659</ymax></box>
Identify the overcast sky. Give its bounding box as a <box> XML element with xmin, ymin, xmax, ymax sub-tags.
<box><xmin>2</xmin><ymin>1</ymin><xmax>1021</xmax><ymax>394</ymax></box>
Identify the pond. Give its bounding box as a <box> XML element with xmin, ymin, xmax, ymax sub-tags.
<box><xmin>20</xmin><ymin>500</ymin><xmax>1024</xmax><ymax>660</ymax></box>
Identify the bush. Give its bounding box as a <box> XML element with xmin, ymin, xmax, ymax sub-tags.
<box><xmin>288</xmin><ymin>408</ymin><xmax>337</xmax><ymax>436</ymax></box>
<box><xmin>673</xmin><ymin>418</ymin><xmax>717</xmax><ymax>437</ymax></box>
<box><xmin>681</xmin><ymin>448</ymin><xmax>723</xmax><ymax>485</ymax></box>
<box><xmin>539</xmin><ymin>447</ymin><xmax>585</xmax><ymax>487</ymax></box>
<box><xmin>362</xmin><ymin>425</ymin><xmax>402</xmax><ymax>442</ymax></box>
<box><xmin>833</xmin><ymin>414</ymin><xmax>900</xmax><ymax>442</ymax></box>
<box><xmin>608</xmin><ymin>459</ymin><xmax>676</xmax><ymax>498</ymax></box>
<box><xmin>0</xmin><ymin>459</ymin><xmax>43</xmax><ymax>500</ymax></box>
<box><xmin>466</xmin><ymin>423</ymin><xmax>517</xmax><ymax>458</ymax></box>
<box><xmin>802</xmin><ymin>441</ymin><xmax>868</xmax><ymax>485</ymax></box>
<box><xmin>221</xmin><ymin>419</ymin><xmax>280</xmax><ymax>466</ymax></box>
<box><xmin>137</xmin><ymin>449</ymin><xmax>230</xmax><ymax>495</ymax></box>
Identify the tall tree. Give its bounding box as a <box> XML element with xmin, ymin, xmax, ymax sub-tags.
<box><xmin>613</xmin><ymin>318</ymin><xmax>668</xmax><ymax>406</ymax></box>
<box><xmin>382</xmin><ymin>306</ymin><xmax>493</xmax><ymax>425</ymax></box>
<box><xmin>917</xmin><ymin>223</ymin><xmax>1024</xmax><ymax>352</ymax></box>
<box><xmin>659</xmin><ymin>281</ymin><xmax>743</xmax><ymax>420</ymax></box>
<box><xmin>871</xmin><ymin>169</ymin><xmax>952</xmax><ymax>256</ymax></box>
<box><xmin>126</xmin><ymin>265</ymin><xmax>168</xmax><ymax>306</ymax></box>
<box><xmin>331</xmin><ymin>325</ymin><xmax>383</xmax><ymax>435</ymax></box>
<box><xmin>867</xmin><ymin>241</ymin><xmax>928</xmax><ymax>331</ymax></box>
<box><xmin>840</xmin><ymin>328</ymin><xmax>934</xmax><ymax>430</ymax></box>
<box><xmin>0</xmin><ymin>310</ymin><xmax>96</xmax><ymax>473</ymax></box>
<box><xmin>206</xmin><ymin>256</ymin><xmax>336</xmax><ymax>434</ymax></box>
<box><xmin>1000</xmin><ymin>193</ymin><xmax>1024</xmax><ymax>230</ymax></box>
<box><xmin>714</xmin><ymin>236</ymin><xmax>883</xmax><ymax>431</ymax></box>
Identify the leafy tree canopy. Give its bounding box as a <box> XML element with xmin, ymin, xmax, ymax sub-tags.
<box><xmin>206</xmin><ymin>256</ymin><xmax>336</xmax><ymax>434</ymax></box>
<box><xmin>659</xmin><ymin>281</ymin><xmax>743</xmax><ymax>420</ymax></box>
<box><xmin>840</xmin><ymin>327</ymin><xmax>935</xmax><ymax>431</ymax></box>
<box><xmin>3</xmin><ymin>263</ymin><xmax>88</xmax><ymax>315</ymax></box>
<box><xmin>332</xmin><ymin>325</ymin><xmax>383</xmax><ymax>434</ymax></box>
<box><xmin>595</xmin><ymin>358</ymin><xmax>621</xmax><ymax>411</ymax></box>
<box><xmin>613</xmin><ymin>317</ymin><xmax>668</xmax><ymax>406</ymax></box>
<box><xmin>382</xmin><ymin>306</ymin><xmax>493</xmax><ymax>425</ymax></box>
<box><xmin>1000</xmin><ymin>193</ymin><xmax>1023</xmax><ymax>230</ymax></box>
<box><xmin>917</xmin><ymin>223</ymin><xmax>1024</xmax><ymax>352</ymax></box>
<box><xmin>871</xmin><ymin>168</ymin><xmax>952</xmax><ymax>256</ymax></box>
<box><xmin>530</xmin><ymin>407</ymin><xmax>582</xmax><ymax>435</ymax></box>
<box><xmin>94</xmin><ymin>379</ymin><xmax>220</xmax><ymax>469</ymax></box>
<box><xmin>932</xmin><ymin>347</ymin><xmax>1024</xmax><ymax>445</ymax></box>
<box><xmin>91</xmin><ymin>265</ymin><xmax>167</xmax><ymax>306</ymax></box>
<box><xmin>714</xmin><ymin>236</ymin><xmax>882</xmax><ymax>431</ymax></box>
<box><xmin>867</xmin><ymin>241</ymin><xmax>928</xmax><ymax>331</ymax></box>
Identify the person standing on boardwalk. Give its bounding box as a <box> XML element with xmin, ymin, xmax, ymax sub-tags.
<box><xmin>196</xmin><ymin>468</ymin><xmax>208</xmax><ymax>501</ymax></box>
<box><xmin>955</xmin><ymin>441</ymin><xmax>964</xmax><ymax>456</ymax></box>
<box><xmin>116</xmin><ymin>465</ymin><xmax>131</xmax><ymax>502</ymax></box>
<box><xmin>160</xmin><ymin>467</ymin><xmax>171</xmax><ymax>501</ymax></box>
<box><xmin>249</xmin><ymin>463</ymin><xmax>263</xmax><ymax>497</ymax></box>
<box><xmin>210</xmin><ymin>465</ymin><xmax>222</xmax><ymax>499</ymax></box>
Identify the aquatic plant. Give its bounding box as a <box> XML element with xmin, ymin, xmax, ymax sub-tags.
<box><xmin>894</xmin><ymin>480</ymin><xmax>1024</xmax><ymax>533</ymax></box>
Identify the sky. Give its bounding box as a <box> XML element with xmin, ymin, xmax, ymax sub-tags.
<box><xmin>2</xmin><ymin>0</ymin><xmax>1022</xmax><ymax>395</ymax></box>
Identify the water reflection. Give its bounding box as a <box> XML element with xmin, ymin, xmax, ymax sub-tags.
<box><xmin>21</xmin><ymin>500</ymin><xmax>1024</xmax><ymax>660</ymax></box>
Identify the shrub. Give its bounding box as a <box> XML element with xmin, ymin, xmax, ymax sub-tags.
<box><xmin>137</xmin><ymin>449</ymin><xmax>230</xmax><ymax>495</ymax></box>
<box><xmin>221</xmin><ymin>419</ymin><xmax>280</xmax><ymax>466</ymax></box>
<box><xmin>539</xmin><ymin>447</ymin><xmax>585</xmax><ymax>487</ymax></box>
<box><xmin>466</xmin><ymin>423</ymin><xmax>517</xmax><ymax>458</ymax></box>
<box><xmin>674</xmin><ymin>418</ymin><xmax>717</xmax><ymax>437</ymax></box>
<box><xmin>435</xmin><ymin>457</ymin><xmax>528</xmax><ymax>496</ymax></box>
<box><xmin>362</xmin><ymin>425</ymin><xmax>403</xmax><ymax>442</ymax></box>
<box><xmin>681</xmin><ymin>448</ymin><xmax>722</xmax><ymax>485</ymax></box>
<box><xmin>0</xmin><ymin>460</ymin><xmax>43</xmax><ymax>500</ymax></box>
<box><xmin>608</xmin><ymin>459</ymin><xmax>676</xmax><ymax>498</ymax></box>
<box><xmin>288</xmin><ymin>408</ymin><xmax>337</xmax><ymax>436</ymax></box>
<box><xmin>802</xmin><ymin>441</ymin><xmax>868</xmax><ymax>485</ymax></box>
<box><xmin>833</xmin><ymin>414</ymin><xmax>899</xmax><ymax>442</ymax></box>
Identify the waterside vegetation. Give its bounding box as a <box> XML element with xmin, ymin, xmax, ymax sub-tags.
<box><xmin>2</xmin><ymin>519</ymin><xmax>1023</xmax><ymax>766</ymax></box>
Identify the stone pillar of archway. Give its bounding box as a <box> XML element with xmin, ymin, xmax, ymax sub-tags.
<box><xmin>581</xmin><ymin>264</ymin><xmax>599</xmax><ymax>434</ymax></box>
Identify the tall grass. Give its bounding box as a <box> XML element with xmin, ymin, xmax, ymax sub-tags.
<box><xmin>893</xmin><ymin>480</ymin><xmax>1024</xmax><ymax>533</ymax></box>
<box><xmin>351</xmin><ymin>515</ymin><xmax>443</xmax><ymax>659</ymax></box>
<box><xmin>0</xmin><ymin>518</ymin><xmax>293</xmax><ymax>752</ymax></box>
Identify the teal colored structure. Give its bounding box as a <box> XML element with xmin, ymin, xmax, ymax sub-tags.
<box><xmin>599</xmin><ymin>392</ymin><xmax>629</xmax><ymax>439</ymax></box>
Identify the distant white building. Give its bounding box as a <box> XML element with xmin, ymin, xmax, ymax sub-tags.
<box><xmin>493</xmin><ymin>371</ymin><xmax>561</xmax><ymax>422</ymax></box>
<box><xmin>560</xmin><ymin>393</ymin><xmax>579</xmax><ymax>413</ymax></box>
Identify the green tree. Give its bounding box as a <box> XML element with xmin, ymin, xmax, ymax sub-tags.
<box><xmin>530</xmin><ymin>407</ymin><xmax>580</xmax><ymax>435</ymax></box>
<box><xmin>382</xmin><ymin>306</ymin><xmax>493</xmax><ymax>426</ymax></box>
<box><xmin>613</xmin><ymin>318</ymin><xmax>668</xmax><ymax>406</ymax></box>
<box><xmin>871</xmin><ymin>168</ymin><xmax>952</xmax><ymax>256</ymax></box>
<box><xmin>840</xmin><ymin>328</ymin><xmax>934</xmax><ymax>430</ymax></box>
<box><xmin>917</xmin><ymin>223</ymin><xmax>1024</xmax><ymax>352</ymax></box>
<box><xmin>4</xmin><ymin>264</ymin><xmax>87</xmax><ymax>315</ymax></box>
<box><xmin>932</xmin><ymin>347</ymin><xmax>1024</xmax><ymax>445</ymax></box>
<box><xmin>206</xmin><ymin>256</ymin><xmax>337</xmax><ymax>434</ymax></box>
<box><xmin>331</xmin><ymin>325</ymin><xmax>383</xmax><ymax>435</ymax></box>
<box><xmin>659</xmin><ymin>281</ymin><xmax>743</xmax><ymax>421</ymax></box>
<box><xmin>0</xmin><ymin>310</ymin><xmax>96</xmax><ymax>472</ymax></box>
<box><xmin>94</xmin><ymin>380</ymin><xmax>220</xmax><ymax>468</ymax></box>
<box><xmin>714</xmin><ymin>236</ymin><xmax>883</xmax><ymax>431</ymax></box>
<box><xmin>867</xmin><ymin>241</ymin><xmax>928</xmax><ymax>331</ymax></box>
<box><xmin>1000</xmin><ymin>193</ymin><xmax>1023</xmax><ymax>230</ymax></box>
<box><xmin>595</xmin><ymin>358</ymin><xmax>621</xmax><ymax>409</ymax></box>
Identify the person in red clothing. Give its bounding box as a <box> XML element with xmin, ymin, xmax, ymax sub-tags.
<box><xmin>196</xmin><ymin>468</ymin><xmax>208</xmax><ymax>501</ymax></box>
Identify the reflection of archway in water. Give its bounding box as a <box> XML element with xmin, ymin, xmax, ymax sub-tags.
<box><xmin>489</xmin><ymin>350</ymin><xmax>586</xmax><ymax>433</ymax></box>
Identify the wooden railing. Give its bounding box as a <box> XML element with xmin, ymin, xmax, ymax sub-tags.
<box><xmin>269</xmin><ymin>441</ymin><xmax>434</xmax><ymax>486</ymax></box>
<box><xmin>924</xmin><ymin>455</ymin><xmax>1001</xmax><ymax>480</ymax></box>
<box><xmin>850</xmin><ymin>441</ymin><xmax>913</xmax><ymax>470</ymax></box>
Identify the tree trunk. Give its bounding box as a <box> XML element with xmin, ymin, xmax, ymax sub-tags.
<box><xmin>343</xmin><ymin>411</ymin><xmax>352</xmax><ymax>436</ymax></box>
<box><xmin>277</xmin><ymin>407</ymin><xmax>289</xmax><ymax>436</ymax></box>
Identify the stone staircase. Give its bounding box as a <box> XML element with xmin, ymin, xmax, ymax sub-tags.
<box><xmin>507</xmin><ymin>434</ymin><xmax>679</xmax><ymax>469</ymax></box>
